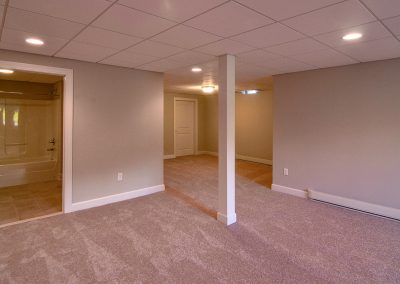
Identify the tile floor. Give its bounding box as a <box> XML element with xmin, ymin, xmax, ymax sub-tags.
<box><xmin>0</xmin><ymin>180</ymin><xmax>62</xmax><ymax>225</ymax></box>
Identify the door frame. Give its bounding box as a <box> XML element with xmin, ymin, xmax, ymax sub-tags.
<box><xmin>174</xmin><ymin>97</ymin><xmax>198</xmax><ymax>157</ymax></box>
<box><xmin>0</xmin><ymin>60</ymin><xmax>73</xmax><ymax>213</ymax></box>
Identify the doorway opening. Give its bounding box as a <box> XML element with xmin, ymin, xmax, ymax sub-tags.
<box><xmin>0</xmin><ymin>61</ymin><xmax>73</xmax><ymax>227</ymax></box>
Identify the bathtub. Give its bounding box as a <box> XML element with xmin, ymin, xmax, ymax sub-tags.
<box><xmin>0</xmin><ymin>157</ymin><xmax>58</xmax><ymax>188</ymax></box>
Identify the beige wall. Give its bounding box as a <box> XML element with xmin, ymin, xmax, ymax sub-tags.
<box><xmin>164</xmin><ymin>91</ymin><xmax>273</xmax><ymax>161</ymax></box>
<box><xmin>273</xmin><ymin>58</ymin><xmax>400</xmax><ymax>209</ymax></box>
<box><xmin>0</xmin><ymin>49</ymin><xmax>164</xmax><ymax>203</ymax></box>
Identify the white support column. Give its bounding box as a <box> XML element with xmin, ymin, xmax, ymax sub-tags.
<box><xmin>217</xmin><ymin>54</ymin><xmax>237</xmax><ymax>225</ymax></box>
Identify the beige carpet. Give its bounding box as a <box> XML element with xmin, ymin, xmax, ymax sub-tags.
<box><xmin>0</xmin><ymin>155</ymin><xmax>399</xmax><ymax>283</ymax></box>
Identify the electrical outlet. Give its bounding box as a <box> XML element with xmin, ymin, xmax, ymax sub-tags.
<box><xmin>283</xmin><ymin>168</ymin><xmax>289</xmax><ymax>176</ymax></box>
<box><xmin>117</xmin><ymin>172</ymin><xmax>123</xmax><ymax>181</ymax></box>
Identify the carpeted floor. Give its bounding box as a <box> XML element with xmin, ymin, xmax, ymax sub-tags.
<box><xmin>0</xmin><ymin>155</ymin><xmax>399</xmax><ymax>283</ymax></box>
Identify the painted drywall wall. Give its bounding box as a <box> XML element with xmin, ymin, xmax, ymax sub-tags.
<box><xmin>164</xmin><ymin>91</ymin><xmax>273</xmax><ymax>161</ymax></box>
<box><xmin>0</xmin><ymin>49</ymin><xmax>164</xmax><ymax>203</ymax></box>
<box><xmin>273</xmin><ymin>58</ymin><xmax>400</xmax><ymax>209</ymax></box>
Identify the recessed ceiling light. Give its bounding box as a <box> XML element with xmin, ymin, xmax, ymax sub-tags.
<box><xmin>342</xmin><ymin>33</ymin><xmax>363</xmax><ymax>41</ymax></box>
<box><xmin>202</xmin><ymin>86</ymin><xmax>215</xmax><ymax>94</ymax></box>
<box><xmin>25</xmin><ymin>38</ymin><xmax>44</xmax><ymax>45</ymax></box>
<box><xmin>0</xmin><ymin>69</ymin><xmax>14</xmax><ymax>74</ymax></box>
<box><xmin>240</xmin><ymin>89</ymin><xmax>259</xmax><ymax>95</ymax></box>
<box><xmin>192</xmin><ymin>67</ymin><xmax>202</xmax><ymax>72</ymax></box>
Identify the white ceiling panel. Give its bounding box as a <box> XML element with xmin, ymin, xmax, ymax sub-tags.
<box><xmin>337</xmin><ymin>37</ymin><xmax>400</xmax><ymax>61</ymax></box>
<box><xmin>100</xmin><ymin>50</ymin><xmax>158</xmax><ymax>68</ymax></box>
<box><xmin>9</xmin><ymin>0</ymin><xmax>112</xmax><ymax>24</ymax></box>
<box><xmin>0</xmin><ymin>28</ymin><xmax>69</xmax><ymax>55</ymax></box>
<box><xmin>232</xmin><ymin>23</ymin><xmax>305</xmax><ymax>48</ymax></box>
<box><xmin>125</xmin><ymin>40</ymin><xmax>184</xmax><ymax>58</ymax></box>
<box><xmin>75</xmin><ymin>27</ymin><xmax>143</xmax><ymax>49</ymax></box>
<box><xmin>167</xmin><ymin>50</ymin><xmax>215</xmax><ymax>66</ymax></box>
<box><xmin>283</xmin><ymin>0</ymin><xmax>376</xmax><ymax>36</ymax></box>
<box><xmin>314</xmin><ymin>21</ymin><xmax>392</xmax><ymax>47</ymax></box>
<box><xmin>265</xmin><ymin>38</ymin><xmax>327</xmax><ymax>56</ymax></box>
<box><xmin>152</xmin><ymin>25</ymin><xmax>221</xmax><ymax>49</ymax></box>
<box><xmin>5</xmin><ymin>7</ymin><xmax>84</xmax><ymax>39</ymax></box>
<box><xmin>236</xmin><ymin>0</ymin><xmax>343</xmax><ymax>21</ymax></box>
<box><xmin>56</xmin><ymin>41</ymin><xmax>118</xmax><ymax>62</ymax></box>
<box><xmin>138</xmin><ymin>58</ymin><xmax>190</xmax><ymax>72</ymax></box>
<box><xmin>117</xmin><ymin>0</ymin><xmax>226</xmax><ymax>22</ymax></box>
<box><xmin>185</xmin><ymin>2</ymin><xmax>273</xmax><ymax>37</ymax></box>
<box><xmin>92</xmin><ymin>4</ymin><xmax>175</xmax><ymax>38</ymax></box>
<box><xmin>237</xmin><ymin>49</ymin><xmax>281</xmax><ymax>65</ymax></box>
<box><xmin>289</xmin><ymin>48</ymin><xmax>358</xmax><ymax>68</ymax></box>
<box><xmin>266</xmin><ymin>57</ymin><xmax>317</xmax><ymax>73</ymax></box>
<box><xmin>194</xmin><ymin>39</ymin><xmax>254</xmax><ymax>56</ymax></box>
<box><xmin>383</xmin><ymin>15</ymin><xmax>400</xmax><ymax>35</ymax></box>
<box><xmin>361</xmin><ymin>0</ymin><xmax>400</xmax><ymax>19</ymax></box>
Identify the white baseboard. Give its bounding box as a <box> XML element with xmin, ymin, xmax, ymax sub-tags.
<box><xmin>271</xmin><ymin>184</ymin><xmax>308</xmax><ymax>198</ymax></box>
<box><xmin>217</xmin><ymin>212</ymin><xmax>237</xmax><ymax>226</ymax></box>
<box><xmin>309</xmin><ymin>189</ymin><xmax>400</xmax><ymax>220</ymax></box>
<box><xmin>164</xmin><ymin>154</ymin><xmax>176</xmax><ymax>159</ymax></box>
<box><xmin>197</xmin><ymin>151</ymin><xmax>273</xmax><ymax>165</ymax></box>
<box><xmin>197</xmin><ymin>151</ymin><xmax>218</xmax><ymax>156</ymax></box>
<box><xmin>236</xmin><ymin>154</ymin><xmax>272</xmax><ymax>165</ymax></box>
<box><xmin>70</xmin><ymin>184</ymin><xmax>165</xmax><ymax>212</ymax></box>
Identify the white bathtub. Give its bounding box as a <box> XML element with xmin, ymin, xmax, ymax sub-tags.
<box><xmin>0</xmin><ymin>157</ymin><xmax>58</xmax><ymax>188</ymax></box>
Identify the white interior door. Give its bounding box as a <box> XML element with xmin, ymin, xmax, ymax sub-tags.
<box><xmin>175</xmin><ymin>100</ymin><xmax>195</xmax><ymax>156</ymax></box>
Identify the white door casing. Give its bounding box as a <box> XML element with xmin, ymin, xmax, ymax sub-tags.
<box><xmin>174</xmin><ymin>98</ymin><xmax>197</xmax><ymax>157</ymax></box>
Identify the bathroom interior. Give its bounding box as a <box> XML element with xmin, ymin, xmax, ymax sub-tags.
<box><xmin>0</xmin><ymin>69</ymin><xmax>63</xmax><ymax>226</ymax></box>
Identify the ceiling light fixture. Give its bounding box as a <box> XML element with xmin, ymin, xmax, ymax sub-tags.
<box><xmin>25</xmin><ymin>38</ymin><xmax>44</xmax><ymax>45</ymax></box>
<box><xmin>342</xmin><ymin>33</ymin><xmax>363</xmax><ymax>41</ymax></box>
<box><xmin>0</xmin><ymin>69</ymin><xmax>14</xmax><ymax>74</ymax></box>
<box><xmin>202</xmin><ymin>86</ymin><xmax>215</xmax><ymax>94</ymax></box>
<box><xmin>241</xmin><ymin>89</ymin><xmax>259</xmax><ymax>95</ymax></box>
<box><xmin>192</xmin><ymin>67</ymin><xmax>202</xmax><ymax>72</ymax></box>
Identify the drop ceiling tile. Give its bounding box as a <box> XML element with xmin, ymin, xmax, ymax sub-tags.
<box><xmin>383</xmin><ymin>15</ymin><xmax>400</xmax><ymax>35</ymax></box>
<box><xmin>361</xmin><ymin>0</ymin><xmax>400</xmax><ymax>19</ymax></box>
<box><xmin>125</xmin><ymin>40</ymin><xmax>185</xmax><ymax>58</ymax></box>
<box><xmin>0</xmin><ymin>28</ymin><xmax>69</xmax><ymax>55</ymax></box>
<box><xmin>315</xmin><ymin>21</ymin><xmax>392</xmax><ymax>47</ymax></box>
<box><xmin>232</xmin><ymin>23</ymin><xmax>305</xmax><ymax>48</ymax></box>
<box><xmin>75</xmin><ymin>27</ymin><xmax>143</xmax><ymax>49</ymax></box>
<box><xmin>185</xmin><ymin>2</ymin><xmax>273</xmax><ymax>37</ymax></box>
<box><xmin>5</xmin><ymin>7</ymin><xmax>84</xmax><ymax>39</ymax></box>
<box><xmin>100</xmin><ymin>50</ymin><xmax>158</xmax><ymax>68</ymax></box>
<box><xmin>152</xmin><ymin>25</ymin><xmax>221</xmax><ymax>49</ymax></box>
<box><xmin>139</xmin><ymin>58</ymin><xmax>190</xmax><ymax>72</ymax></box>
<box><xmin>167</xmin><ymin>50</ymin><xmax>215</xmax><ymax>66</ymax></box>
<box><xmin>117</xmin><ymin>0</ymin><xmax>226</xmax><ymax>22</ymax></box>
<box><xmin>337</xmin><ymin>37</ymin><xmax>400</xmax><ymax>62</ymax></box>
<box><xmin>283</xmin><ymin>0</ymin><xmax>376</xmax><ymax>36</ymax></box>
<box><xmin>289</xmin><ymin>48</ymin><xmax>358</xmax><ymax>68</ymax></box>
<box><xmin>56</xmin><ymin>41</ymin><xmax>118</xmax><ymax>62</ymax></box>
<box><xmin>265</xmin><ymin>57</ymin><xmax>317</xmax><ymax>73</ymax></box>
<box><xmin>194</xmin><ymin>39</ymin><xmax>254</xmax><ymax>56</ymax></box>
<box><xmin>265</xmin><ymin>38</ymin><xmax>327</xmax><ymax>56</ymax></box>
<box><xmin>92</xmin><ymin>4</ymin><xmax>175</xmax><ymax>38</ymax></box>
<box><xmin>236</xmin><ymin>49</ymin><xmax>281</xmax><ymax>65</ymax></box>
<box><xmin>9</xmin><ymin>0</ymin><xmax>112</xmax><ymax>24</ymax></box>
<box><xmin>236</xmin><ymin>0</ymin><xmax>343</xmax><ymax>20</ymax></box>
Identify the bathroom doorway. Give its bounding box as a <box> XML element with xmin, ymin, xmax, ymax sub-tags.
<box><xmin>0</xmin><ymin>62</ymin><xmax>73</xmax><ymax>227</ymax></box>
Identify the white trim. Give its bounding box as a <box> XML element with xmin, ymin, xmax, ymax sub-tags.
<box><xmin>70</xmin><ymin>184</ymin><xmax>165</xmax><ymax>212</ymax></box>
<box><xmin>197</xmin><ymin>152</ymin><xmax>273</xmax><ymax>165</ymax></box>
<box><xmin>164</xmin><ymin>154</ymin><xmax>176</xmax><ymax>159</ymax></box>
<box><xmin>217</xmin><ymin>212</ymin><xmax>237</xmax><ymax>226</ymax></box>
<box><xmin>271</xmin><ymin>184</ymin><xmax>308</xmax><ymax>198</ymax></box>
<box><xmin>0</xmin><ymin>60</ymin><xmax>73</xmax><ymax>214</ymax></box>
<box><xmin>309</xmin><ymin>189</ymin><xmax>400</xmax><ymax>220</ymax></box>
<box><xmin>236</xmin><ymin>154</ymin><xmax>272</xmax><ymax>165</ymax></box>
<box><xmin>197</xmin><ymin>151</ymin><xmax>218</xmax><ymax>156</ymax></box>
<box><xmin>174</xmin><ymin>97</ymin><xmax>198</xmax><ymax>156</ymax></box>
